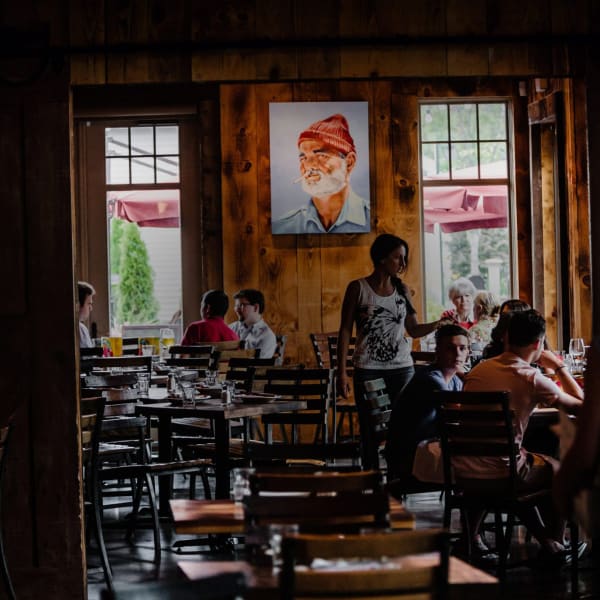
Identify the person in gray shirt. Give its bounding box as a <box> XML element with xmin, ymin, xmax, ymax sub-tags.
<box><xmin>229</xmin><ymin>289</ymin><xmax>277</xmax><ymax>358</ymax></box>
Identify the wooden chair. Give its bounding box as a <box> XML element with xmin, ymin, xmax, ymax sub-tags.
<box><xmin>97</xmin><ymin>416</ymin><xmax>212</xmax><ymax>566</ymax></box>
<box><xmin>80</xmin><ymin>396</ymin><xmax>113</xmax><ymax>592</ymax></box>
<box><xmin>280</xmin><ymin>529</ymin><xmax>449</xmax><ymax>600</ymax></box>
<box><xmin>217</xmin><ymin>348</ymin><xmax>259</xmax><ymax>374</ymax></box>
<box><xmin>243</xmin><ymin>489</ymin><xmax>391</xmax><ymax>535</ymax></box>
<box><xmin>122</xmin><ymin>336</ymin><xmax>141</xmax><ymax>355</ymax></box>
<box><xmin>100</xmin><ymin>571</ymin><xmax>247</xmax><ymax>599</ymax></box>
<box><xmin>436</xmin><ymin>390</ymin><xmax>579</xmax><ymax>579</ymax></box>
<box><xmin>309</xmin><ymin>332</ymin><xmax>335</xmax><ymax>368</ymax></box>
<box><xmin>327</xmin><ymin>334</ymin><xmax>357</xmax><ymax>442</ymax></box>
<box><xmin>411</xmin><ymin>350</ymin><xmax>436</xmax><ymax>364</ymax></box>
<box><xmin>261</xmin><ymin>368</ymin><xmax>333</xmax><ymax>445</ymax></box>
<box><xmin>0</xmin><ymin>413</ymin><xmax>16</xmax><ymax>600</ymax></box>
<box><xmin>249</xmin><ymin>469</ymin><xmax>383</xmax><ymax>496</ymax></box>
<box><xmin>274</xmin><ymin>334</ymin><xmax>287</xmax><ymax>366</ymax></box>
<box><xmin>357</xmin><ymin>378</ymin><xmax>392</xmax><ymax>471</ymax></box>
<box><xmin>246</xmin><ymin>441</ymin><xmax>362</xmax><ymax>471</ymax></box>
<box><xmin>166</xmin><ymin>345</ymin><xmax>219</xmax><ymax>370</ymax></box>
<box><xmin>81</xmin><ymin>346</ymin><xmax>103</xmax><ymax>358</ymax></box>
<box><xmin>82</xmin><ymin>355</ymin><xmax>153</xmax><ymax>374</ymax></box>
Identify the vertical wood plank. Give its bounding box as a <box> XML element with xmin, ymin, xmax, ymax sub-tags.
<box><xmin>293</xmin><ymin>0</ymin><xmax>341</xmax><ymax>80</ymax></box>
<box><xmin>105</xmin><ymin>0</ymin><xmax>150</xmax><ymax>83</ymax></box>
<box><xmin>69</xmin><ymin>0</ymin><xmax>107</xmax><ymax>84</ymax></box>
<box><xmin>220</xmin><ymin>85</ymin><xmax>260</xmax><ymax>315</ymax></box>
<box><xmin>254</xmin><ymin>84</ymin><xmax>298</xmax><ymax>359</ymax></box>
<box><xmin>563</xmin><ymin>79</ymin><xmax>592</xmax><ymax>339</ymax></box>
<box><xmin>0</xmin><ymin>108</ymin><xmax>26</xmax><ymax>315</ymax></box>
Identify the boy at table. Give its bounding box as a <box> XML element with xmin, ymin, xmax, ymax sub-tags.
<box><xmin>181</xmin><ymin>289</ymin><xmax>239</xmax><ymax>345</ymax></box>
<box><xmin>464</xmin><ymin>309</ymin><xmax>583</xmax><ymax>564</ymax></box>
<box><xmin>229</xmin><ymin>288</ymin><xmax>277</xmax><ymax>358</ymax></box>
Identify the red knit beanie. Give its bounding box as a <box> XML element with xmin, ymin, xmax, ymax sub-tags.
<box><xmin>297</xmin><ymin>113</ymin><xmax>356</xmax><ymax>155</ymax></box>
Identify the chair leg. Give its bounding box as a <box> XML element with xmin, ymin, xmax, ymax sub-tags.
<box><xmin>92</xmin><ymin>483</ymin><xmax>113</xmax><ymax>591</ymax></box>
<box><xmin>145</xmin><ymin>473</ymin><xmax>162</xmax><ymax>566</ymax></box>
<box><xmin>200</xmin><ymin>469</ymin><xmax>212</xmax><ymax>500</ymax></box>
<box><xmin>126</xmin><ymin>477</ymin><xmax>145</xmax><ymax>543</ymax></box>
<box><xmin>496</xmin><ymin>511</ymin><xmax>514</xmax><ymax>580</ymax></box>
<box><xmin>569</xmin><ymin>519</ymin><xmax>579</xmax><ymax>595</ymax></box>
<box><xmin>0</xmin><ymin>526</ymin><xmax>15</xmax><ymax>600</ymax></box>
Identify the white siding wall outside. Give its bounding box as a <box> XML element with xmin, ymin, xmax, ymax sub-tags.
<box><xmin>139</xmin><ymin>227</ymin><xmax>182</xmax><ymax>324</ymax></box>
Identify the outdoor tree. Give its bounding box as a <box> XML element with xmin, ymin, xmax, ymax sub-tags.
<box><xmin>116</xmin><ymin>221</ymin><xmax>159</xmax><ymax>324</ymax></box>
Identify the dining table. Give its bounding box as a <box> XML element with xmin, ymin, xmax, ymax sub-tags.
<box><xmin>136</xmin><ymin>391</ymin><xmax>307</xmax><ymax>515</ymax></box>
<box><xmin>177</xmin><ymin>554</ymin><xmax>498</xmax><ymax>600</ymax></box>
<box><xmin>169</xmin><ymin>496</ymin><xmax>416</xmax><ymax>536</ymax></box>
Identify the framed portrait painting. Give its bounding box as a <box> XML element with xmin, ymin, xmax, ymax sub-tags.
<box><xmin>269</xmin><ymin>101</ymin><xmax>370</xmax><ymax>235</ymax></box>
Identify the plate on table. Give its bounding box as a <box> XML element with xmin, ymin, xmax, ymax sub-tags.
<box><xmin>233</xmin><ymin>393</ymin><xmax>278</xmax><ymax>404</ymax></box>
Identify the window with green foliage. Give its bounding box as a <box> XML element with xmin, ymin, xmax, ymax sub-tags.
<box><xmin>419</xmin><ymin>101</ymin><xmax>513</xmax><ymax>322</ymax></box>
<box><xmin>105</xmin><ymin>124</ymin><xmax>183</xmax><ymax>334</ymax></box>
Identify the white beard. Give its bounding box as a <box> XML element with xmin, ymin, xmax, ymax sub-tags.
<box><xmin>301</xmin><ymin>161</ymin><xmax>347</xmax><ymax>198</ymax></box>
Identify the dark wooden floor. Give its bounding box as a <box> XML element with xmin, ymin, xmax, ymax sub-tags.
<box><xmin>87</xmin><ymin>476</ymin><xmax>600</xmax><ymax>599</ymax></box>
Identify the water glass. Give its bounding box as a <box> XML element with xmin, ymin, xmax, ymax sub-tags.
<box><xmin>204</xmin><ymin>370</ymin><xmax>217</xmax><ymax>386</ymax></box>
<box><xmin>268</xmin><ymin>523</ymin><xmax>299</xmax><ymax>570</ymax></box>
<box><xmin>141</xmin><ymin>344</ymin><xmax>154</xmax><ymax>357</ymax></box>
<box><xmin>232</xmin><ymin>467</ymin><xmax>255</xmax><ymax>503</ymax></box>
<box><xmin>136</xmin><ymin>373</ymin><xmax>150</xmax><ymax>399</ymax></box>
<box><xmin>568</xmin><ymin>338</ymin><xmax>585</xmax><ymax>374</ymax></box>
<box><xmin>181</xmin><ymin>383</ymin><xmax>196</xmax><ymax>407</ymax></box>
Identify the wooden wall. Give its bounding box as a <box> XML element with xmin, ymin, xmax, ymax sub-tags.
<box><xmin>220</xmin><ymin>79</ymin><xmax>531</xmax><ymax>364</ymax></box>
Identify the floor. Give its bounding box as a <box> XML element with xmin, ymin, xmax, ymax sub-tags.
<box><xmin>87</xmin><ymin>475</ymin><xmax>600</xmax><ymax>599</ymax></box>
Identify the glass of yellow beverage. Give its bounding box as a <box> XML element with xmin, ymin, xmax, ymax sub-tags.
<box><xmin>109</xmin><ymin>336</ymin><xmax>123</xmax><ymax>357</ymax></box>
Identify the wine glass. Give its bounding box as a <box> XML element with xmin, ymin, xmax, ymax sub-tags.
<box><xmin>568</xmin><ymin>338</ymin><xmax>585</xmax><ymax>373</ymax></box>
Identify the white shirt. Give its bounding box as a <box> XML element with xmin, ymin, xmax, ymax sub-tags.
<box><xmin>229</xmin><ymin>318</ymin><xmax>277</xmax><ymax>358</ymax></box>
<box><xmin>79</xmin><ymin>321</ymin><xmax>94</xmax><ymax>348</ymax></box>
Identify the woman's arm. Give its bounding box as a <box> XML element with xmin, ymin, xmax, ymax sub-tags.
<box><xmin>337</xmin><ymin>280</ymin><xmax>359</xmax><ymax>399</ymax></box>
<box><xmin>404</xmin><ymin>312</ymin><xmax>441</xmax><ymax>339</ymax></box>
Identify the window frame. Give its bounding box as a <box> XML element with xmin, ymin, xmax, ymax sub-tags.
<box><xmin>418</xmin><ymin>98</ymin><xmax>518</xmax><ymax>318</ymax></box>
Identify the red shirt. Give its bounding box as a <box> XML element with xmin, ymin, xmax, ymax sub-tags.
<box><xmin>181</xmin><ymin>317</ymin><xmax>239</xmax><ymax>345</ymax></box>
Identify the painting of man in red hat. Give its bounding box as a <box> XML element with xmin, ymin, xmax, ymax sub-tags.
<box><xmin>270</xmin><ymin>102</ymin><xmax>370</xmax><ymax>234</ymax></box>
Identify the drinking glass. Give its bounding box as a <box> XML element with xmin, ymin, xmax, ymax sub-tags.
<box><xmin>268</xmin><ymin>523</ymin><xmax>299</xmax><ymax>570</ymax></box>
<box><xmin>180</xmin><ymin>381</ymin><xmax>196</xmax><ymax>407</ymax></box>
<box><xmin>569</xmin><ymin>338</ymin><xmax>585</xmax><ymax>374</ymax></box>
<box><xmin>141</xmin><ymin>344</ymin><xmax>154</xmax><ymax>357</ymax></box>
<box><xmin>160</xmin><ymin>328</ymin><xmax>175</xmax><ymax>359</ymax></box>
<box><xmin>136</xmin><ymin>373</ymin><xmax>150</xmax><ymax>399</ymax></box>
<box><xmin>232</xmin><ymin>467</ymin><xmax>255</xmax><ymax>503</ymax></box>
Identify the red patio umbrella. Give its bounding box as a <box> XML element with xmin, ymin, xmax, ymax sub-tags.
<box><xmin>109</xmin><ymin>190</ymin><xmax>180</xmax><ymax>228</ymax></box>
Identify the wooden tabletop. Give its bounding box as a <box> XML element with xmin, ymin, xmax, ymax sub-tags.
<box><xmin>178</xmin><ymin>555</ymin><xmax>498</xmax><ymax>594</ymax></box>
<box><xmin>170</xmin><ymin>497</ymin><xmax>415</xmax><ymax>535</ymax></box>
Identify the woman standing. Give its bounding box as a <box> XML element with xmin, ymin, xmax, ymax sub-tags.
<box><xmin>337</xmin><ymin>234</ymin><xmax>441</xmax><ymax>466</ymax></box>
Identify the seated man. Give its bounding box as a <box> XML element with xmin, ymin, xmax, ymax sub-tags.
<box><xmin>385</xmin><ymin>324</ymin><xmax>470</xmax><ymax>482</ymax></box>
<box><xmin>181</xmin><ymin>289</ymin><xmax>239</xmax><ymax>345</ymax></box>
<box><xmin>229</xmin><ymin>289</ymin><xmax>277</xmax><ymax>358</ymax></box>
<box><xmin>464</xmin><ymin>309</ymin><xmax>583</xmax><ymax>563</ymax></box>
<box><xmin>77</xmin><ymin>281</ymin><xmax>95</xmax><ymax>348</ymax></box>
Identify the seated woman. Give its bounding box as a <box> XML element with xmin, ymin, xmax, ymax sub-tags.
<box><xmin>468</xmin><ymin>290</ymin><xmax>500</xmax><ymax>351</ymax></box>
<box><xmin>481</xmin><ymin>298</ymin><xmax>531</xmax><ymax>360</ymax></box>
<box><xmin>439</xmin><ymin>277</ymin><xmax>477</xmax><ymax>330</ymax></box>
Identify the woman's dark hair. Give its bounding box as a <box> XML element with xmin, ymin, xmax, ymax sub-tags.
<box><xmin>499</xmin><ymin>298</ymin><xmax>531</xmax><ymax>314</ymax></box>
<box><xmin>369</xmin><ymin>234</ymin><xmax>409</xmax><ymax>272</ymax></box>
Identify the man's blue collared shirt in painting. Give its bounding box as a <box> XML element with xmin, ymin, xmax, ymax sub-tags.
<box><xmin>272</xmin><ymin>188</ymin><xmax>370</xmax><ymax>234</ymax></box>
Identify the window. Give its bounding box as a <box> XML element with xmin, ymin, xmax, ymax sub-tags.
<box><xmin>419</xmin><ymin>101</ymin><xmax>513</xmax><ymax>322</ymax></box>
<box><xmin>105</xmin><ymin>124</ymin><xmax>183</xmax><ymax>337</ymax></box>
<box><xmin>106</xmin><ymin>125</ymin><xmax>180</xmax><ymax>184</ymax></box>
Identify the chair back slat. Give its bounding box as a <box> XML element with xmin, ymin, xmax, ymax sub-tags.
<box><xmin>250</xmin><ymin>470</ymin><xmax>383</xmax><ymax>495</ymax></box>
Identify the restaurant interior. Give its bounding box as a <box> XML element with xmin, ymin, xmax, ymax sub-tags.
<box><xmin>1</xmin><ymin>1</ymin><xmax>600</xmax><ymax>598</ymax></box>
